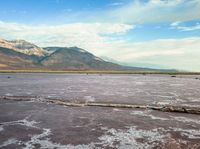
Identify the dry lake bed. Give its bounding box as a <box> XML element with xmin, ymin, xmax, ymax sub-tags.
<box><xmin>0</xmin><ymin>73</ymin><xmax>200</xmax><ymax>149</ymax></box>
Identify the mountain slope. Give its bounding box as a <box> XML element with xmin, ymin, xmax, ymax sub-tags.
<box><xmin>41</xmin><ymin>47</ymin><xmax>129</xmax><ymax>70</ymax></box>
<box><xmin>0</xmin><ymin>47</ymin><xmax>40</xmax><ymax>69</ymax></box>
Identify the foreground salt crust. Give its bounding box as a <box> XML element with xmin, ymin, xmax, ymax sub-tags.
<box><xmin>1</xmin><ymin>116</ymin><xmax>200</xmax><ymax>149</ymax></box>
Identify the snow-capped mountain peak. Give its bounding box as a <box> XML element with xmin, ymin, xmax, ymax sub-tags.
<box><xmin>0</xmin><ymin>38</ymin><xmax>46</xmax><ymax>57</ymax></box>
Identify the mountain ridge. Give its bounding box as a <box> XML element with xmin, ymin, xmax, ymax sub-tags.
<box><xmin>0</xmin><ymin>38</ymin><xmax>176</xmax><ymax>72</ymax></box>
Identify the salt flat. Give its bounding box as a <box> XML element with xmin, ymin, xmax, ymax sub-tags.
<box><xmin>0</xmin><ymin>73</ymin><xmax>200</xmax><ymax>148</ymax></box>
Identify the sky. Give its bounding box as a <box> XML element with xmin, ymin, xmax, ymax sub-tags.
<box><xmin>0</xmin><ymin>0</ymin><xmax>200</xmax><ymax>71</ymax></box>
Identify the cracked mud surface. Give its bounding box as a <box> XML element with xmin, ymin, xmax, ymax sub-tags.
<box><xmin>0</xmin><ymin>73</ymin><xmax>200</xmax><ymax>148</ymax></box>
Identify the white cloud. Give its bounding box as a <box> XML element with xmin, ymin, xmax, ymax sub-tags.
<box><xmin>170</xmin><ymin>21</ymin><xmax>200</xmax><ymax>31</ymax></box>
<box><xmin>0</xmin><ymin>21</ymin><xmax>133</xmax><ymax>54</ymax></box>
<box><xmin>104</xmin><ymin>0</ymin><xmax>200</xmax><ymax>24</ymax></box>
<box><xmin>172</xmin><ymin>23</ymin><xmax>200</xmax><ymax>31</ymax></box>
<box><xmin>170</xmin><ymin>21</ymin><xmax>181</xmax><ymax>27</ymax></box>
<box><xmin>108</xmin><ymin>2</ymin><xmax>124</xmax><ymax>6</ymax></box>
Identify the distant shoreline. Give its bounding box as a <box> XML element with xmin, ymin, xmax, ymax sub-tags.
<box><xmin>0</xmin><ymin>70</ymin><xmax>200</xmax><ymax>75</ymax></box>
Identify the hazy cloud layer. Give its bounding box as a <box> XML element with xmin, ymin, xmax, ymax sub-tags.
<box><xmin>53</xmin><ymin>0</ymin><xmax>200</xmax><ymax>25</ymax></box>
<box><xmin>107</xmin><ymin>38</ymin><xmax>200</xmax><ymax>71</ymax></box>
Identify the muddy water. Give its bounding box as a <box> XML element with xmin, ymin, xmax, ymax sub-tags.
<box><xmin>0</xmin><ymin>73</ymin><xmax>200</xmax><ymax>148</ymax></box>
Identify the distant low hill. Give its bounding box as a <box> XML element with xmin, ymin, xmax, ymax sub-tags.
<box><xmin>0</xmin><ymin>38</ymin><xmax>176</xmax><ymax>72</ymax></box>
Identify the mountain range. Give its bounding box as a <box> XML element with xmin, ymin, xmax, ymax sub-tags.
<box><xmin>0</xmin><ymin>38</ymin><xmax>175</xmax><ymax>71</ymax></box>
